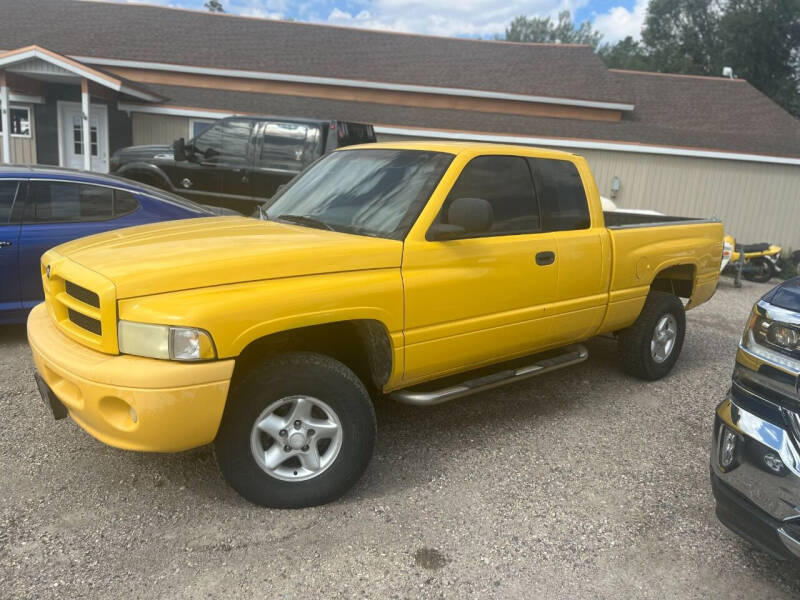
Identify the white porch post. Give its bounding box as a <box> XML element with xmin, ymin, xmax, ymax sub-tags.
<box><xmin>0</xmin><ymin>72</ymin><xmax>10</xmax><ymax>164</ymax></box>
<box><xmin>81</xmin><ymin>78</ymin><xmax>91</xmax><ymax>171</ymax></box>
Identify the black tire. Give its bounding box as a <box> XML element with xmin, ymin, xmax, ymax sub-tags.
<box><xmin>215</xmin><ymin>352</ymin><xmax>376</xmax><ymax>508</ymax></box>
<box><xmin>743</xmin><ymin>257</ymin><xmax>774</xmax><ymax>283</ymax></box>
<box><xmin>618</xmin><ymin>290</ymin><xmax>686</xmax><ymax>380</ymax></box>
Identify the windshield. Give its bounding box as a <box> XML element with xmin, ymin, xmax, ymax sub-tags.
<box><xmin>264</xmin><ymin>149</ymin><xmax>453</xmax><ymax>239</ymax></box>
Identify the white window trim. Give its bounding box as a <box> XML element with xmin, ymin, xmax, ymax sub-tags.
<box><xmin>189</xmin><ymin>117</ymin><xmax>215</xmax><ymax>140</ymax></box>
<box><xmin>0</xmin><ymin>104</ymin><xmax>32</xmax><ymax>139</ymax></box>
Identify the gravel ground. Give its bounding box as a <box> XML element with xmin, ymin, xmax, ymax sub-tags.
<box><xmin>2</xmin><ymin>277</ymin><xmax>800</xmax><ymax>599</ymax></box>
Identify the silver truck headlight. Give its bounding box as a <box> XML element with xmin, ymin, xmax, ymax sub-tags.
<box><xmin>742</xmin><ymin>308</ymin><xmax>800</xmax><ymax>368</ymax></box>
<box><xmin>117</xmin><ymin>321</ymin><xmax>216</xmax><ymax>361</ymax></box>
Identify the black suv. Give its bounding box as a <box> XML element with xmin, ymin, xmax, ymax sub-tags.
<box><xmin>711</xmin><ymin>277</ymin><xmax>800</xmax><ymax>562</ymax></box>
<box><xmin>110</xmin><ymin>117</ymin><xmax>375</xmax><ymax>214</ymax></box>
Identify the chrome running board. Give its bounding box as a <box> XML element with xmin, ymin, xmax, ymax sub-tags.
<box><xmin>390</xmin><ymin>344</ymin><xmax>589</xmax><ymax>406</ymax></box>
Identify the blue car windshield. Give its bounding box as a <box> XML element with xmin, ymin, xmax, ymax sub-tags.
<box><xmin>264</xmin><ymin>149</ymin><xmax>453</xmax><ymax>239</ymax></box>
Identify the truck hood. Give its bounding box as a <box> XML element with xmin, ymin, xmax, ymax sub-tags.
<box><xmin>763</xmin><ymin>277</ymin><xmax>800</xmax><ymax>313</ymax></box>
<box><xmin>113</xmin><ymin>144</ymin><xmax>174</xmax><ymax>165</ymax></box>
<box><xmin>51</xmin><ymin>216</ymin><xmax>403</xmax><ymax>299</ymax></box>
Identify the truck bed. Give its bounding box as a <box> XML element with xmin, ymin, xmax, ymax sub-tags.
<box><xmin>603</xmin><ymin>210</ymin><xmax>718</xmax><ymax>229</ymax></box>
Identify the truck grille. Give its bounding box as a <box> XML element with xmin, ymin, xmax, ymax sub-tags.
<box><xmin>65</xmin><ymin>281</ymin><xmax>100</xmax><ymax>308</ymax></box>
<box><xmin>41</xmin><ymin>253</ymin><xmax>118</xmax><ymax>354</ymax></box>
<box><xmin>67</xmin><ymin>307</ymin><xmax>102</xmax><ymax>335</ymax></box>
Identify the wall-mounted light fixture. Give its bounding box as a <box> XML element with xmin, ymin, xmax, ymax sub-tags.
<box><xmin>611</xmin><ymin>176</ymin><xmax>621</xmax><ymax>199</ymax></box>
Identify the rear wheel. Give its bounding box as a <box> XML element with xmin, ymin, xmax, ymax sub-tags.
<box><xmin>215</xmin><ymin>352</ymin><xmax>376</xmax><ymax>508</ymax></box>
<box><xmin>743</xmin><ymin>257</ymin><xmax>773</xmax><ymax>283</ymax></box>
<box><xmin>618</xmin><ymin>291</ymin><xmax>686</xmax><ymax>380</ymax></box>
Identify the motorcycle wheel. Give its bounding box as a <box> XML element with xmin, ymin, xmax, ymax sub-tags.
<box><xmin>743</xmin><ymin>257</ymin><xmax>774</xmax><ymax>283</ymax></box>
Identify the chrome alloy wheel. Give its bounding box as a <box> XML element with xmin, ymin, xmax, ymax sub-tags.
<box><xmin>650</xmin><ymin>314</ymin><xmax>678</xmax><ymax>363</ymax></box>
<box><xmin>250</xmin><ymin>395</ymin><xmax>343</xmax><ymax>482</ymax></box>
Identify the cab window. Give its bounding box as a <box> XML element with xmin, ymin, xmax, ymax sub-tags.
<box><xmin>530</xmin><ymin>158</ymin><xmax>591</xmax><ymax>231</ymax></box>
<box><xmin>23</xmin><ymin>181</ymin><xmax>114</xmax><ymax>223</ymax></box>
<box><xmin>257</xmin><ymin>122</ymin><xmax>320</xmax><ymax>172</ymax></box>
<box><xmin>191</xmin><ymin>122</ymin><xmax>223</xmax><ymax>161</ymax></box>
<box><xmin>191</xmin><ymin>119</ymin><xmax>254</xmax><ymax>165</ymax></box>
<box><xmin>436</xmin><ymin>155</ymin><xmax>540</xmax><ymax>236</ymax></box>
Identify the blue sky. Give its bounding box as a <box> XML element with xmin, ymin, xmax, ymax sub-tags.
<box><xmin>119</xmin><ymin>0</ymin><xmax>648</xmax><ymax>43</ymax></box>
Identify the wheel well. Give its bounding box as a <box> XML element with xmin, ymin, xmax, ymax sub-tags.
<box><xmin>231</xmin><ymin>320</ymin><xmax>393</xmax><ymax>394</ymax></box>
<box><xmin>650</xmin><ymin>264</ymin><xmax>695</xmax><ymax>298</ymax></box>
<box><xmin>121</xmin><ymin>168</ymin><xmax>168</xmax><ymax>190</ymax></box>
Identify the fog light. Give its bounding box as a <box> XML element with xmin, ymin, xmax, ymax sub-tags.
<box><xmin>720</xmin><ymin>427</ymin><xmax>739</xmax><ymax>470</ymax></box>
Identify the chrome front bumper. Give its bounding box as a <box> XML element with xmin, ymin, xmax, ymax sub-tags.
<box><xmin>712</xmin><ymin>382</ymin><xmax>800</xmax><ymax>560</ymax></box>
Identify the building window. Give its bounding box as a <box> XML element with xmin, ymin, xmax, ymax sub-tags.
<box><xmin>72</xmin><ymin>115</ymin><xmax>98</xmax><ymax>156</ymax></box>
<box><xmin>190</xmin><ymin>118</ymin><xmax>214</xmax><ymax>140</ymax></box>
<box><xmin>0</xmin><ymin>105</ymin><xmax>31</xmax><ymax>138</ymax></box>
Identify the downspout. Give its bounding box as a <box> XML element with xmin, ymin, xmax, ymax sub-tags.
<box><xmin>0</xmin><ymin>71</ymin><xmax>10</xmax><ymax>164</ymax></box>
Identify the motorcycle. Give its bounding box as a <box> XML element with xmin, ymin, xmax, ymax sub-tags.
<box><xmin>722</xmin><ymin>234</ymin><xmax>784</xmax><ymax>283</ymax></box>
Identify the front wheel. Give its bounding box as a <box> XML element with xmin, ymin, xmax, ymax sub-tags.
<box><xmin>743</xmin><ymin>257</ymin><xmax>774</xmax><ymax>283</ymax></box>
<box><xmin>618</xmin><ymin>291</ymin><xmax>686</xmax><ymax>380</ymax></box>
<box><xmin>215</xmin><ymin>352</ymin><xmax>376</xmax><ymax>508</ymax></box>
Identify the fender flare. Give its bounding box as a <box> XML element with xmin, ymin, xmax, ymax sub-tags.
<box><xmin>115</xmin><ymin>162</ymin><xmax>175</xmax><ymax>191</ymax></box>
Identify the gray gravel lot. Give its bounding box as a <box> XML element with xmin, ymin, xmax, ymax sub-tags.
<box><xmin>2</xmin><ymin>277</ymin><xmax>800</xmax><ymax>599</ymax></box>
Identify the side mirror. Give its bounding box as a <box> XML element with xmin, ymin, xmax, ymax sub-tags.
<box><xmin>172</xmin><ymin>138</ymin><xmax>188</xmax><ymax>162</ymax></box>
<box><xmin>429</xmin><ymin>197</ymin><xmax>493</xmax><ymax>240</ymax></box>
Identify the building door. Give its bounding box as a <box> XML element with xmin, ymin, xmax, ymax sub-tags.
<box><xmin>58</xmin><ymin>102</ymin><xmax>109</xmax><ymax>172</ymax></box>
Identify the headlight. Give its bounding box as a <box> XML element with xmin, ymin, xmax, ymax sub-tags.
<box><xmin>117</xmin><ymin>321</ymin><xmax>216</xmax><ymax>361</ymax></box>
<box><xmin>742</xmin><ymin>307</ymin><xmax>800</xmax><ymax>368</ymax></box>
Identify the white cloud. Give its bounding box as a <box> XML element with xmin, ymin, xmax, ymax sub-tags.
<box><xmin>324</xmin><ymin>1</ymin><xmax>591</xmax><ymax>39</ymax></box>
<box><xmin>229</xmin><ymin>0</ymin><xmax>285</xmax><ymax>18</ymax></box>
<box><xmin>592</xmin><ymin>0</ymin><xmax>647</xmax><ymax>42</ymax></box>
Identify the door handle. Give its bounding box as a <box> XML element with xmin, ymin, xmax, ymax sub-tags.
<box><xmin>235</xmin><ymin>168</ymin><xmax>249</xmax><ymax>183</ymax></box>
<box><xmin>0</xmin><ymin>241</ymin><xmax>11</xmax><ymax>248</ymax></box>
<box><xmin>535</xmin><ymin>251</ymin><xmax>555</xmax><ymax>266</ymax></box>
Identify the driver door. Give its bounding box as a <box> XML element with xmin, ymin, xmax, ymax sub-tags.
<box><xmin>401</xmin><ymin>155</ymin><xmax>558</xmax><ymax>384</ymax></box>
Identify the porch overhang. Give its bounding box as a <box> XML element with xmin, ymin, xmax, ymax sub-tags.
<box><xmin>0</xmin><ymin>45</ymin><xmax>163</xmax><ymax>167</ymax></box>
<box><xmin>0</xmin><ymin>45</ymin><xmax>164</xmax><ymax>102</ymax></box>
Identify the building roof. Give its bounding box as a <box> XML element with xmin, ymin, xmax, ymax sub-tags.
<box><xmin>2</xmin><ymin>0</ymin><xmax>799</xmax><ymax>159</ymax></box>
<box><xmin>2</xmin><ymin>0</ymin><xmax>625</xmax><ymax>104</ymax></box>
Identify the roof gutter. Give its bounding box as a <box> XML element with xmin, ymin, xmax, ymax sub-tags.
<box><xmin>78</xmin><ymin>55</ymin><xmax>635</xmax><ymax>112</ymax></box>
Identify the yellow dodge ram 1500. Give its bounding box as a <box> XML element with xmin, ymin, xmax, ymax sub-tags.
<box><xmin>27</xmin><ymin>142</ymin><xmax>723</xmax><ymax>507</ymax></box>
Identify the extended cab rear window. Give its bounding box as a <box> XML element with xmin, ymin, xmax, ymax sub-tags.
<box><xmin>529</xmin><ymin>158</ymin><xmax>591</xmax><ymax>231</ymax></box>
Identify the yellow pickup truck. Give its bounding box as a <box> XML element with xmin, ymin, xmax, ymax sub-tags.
<box><xmin>27</xmin><ymin>142</ymin><xmax>723</xmax><ymax>508</ymax></box>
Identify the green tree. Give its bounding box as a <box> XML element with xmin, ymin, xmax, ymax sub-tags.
<box><xmin>204</xmin><ymin>0</ymin><xmax>224</xmax><ymax>12</ymax></box>
<box><xmin>505</xmin><ymin>11</ymin><xmax>603</xmax><ymax>49</ymax></box>
<box><xmin>598</xmin><ymin>36</ymin><xmax>651</xmax><ymax>70</ymax></box>
<box><xmin>718</xmin><ymin>0</ymin><xmax>800</xmax><ymax>115</ymax></box>
<box><xmin>640</xmin><ymin>0</ymin><xmax>720</xmax><ymax>74</ymax></box>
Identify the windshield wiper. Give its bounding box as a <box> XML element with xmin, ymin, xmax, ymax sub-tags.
<box><xmin>277</xmin><ymin>214</ymin><xmax>337</xmax><ymax>232</ymax></box>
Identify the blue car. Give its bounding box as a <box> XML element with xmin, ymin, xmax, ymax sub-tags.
<box><xmin>0</xmin><ymin>166</ymin><xmax>222</xmax><ymax>324</ymax></box>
